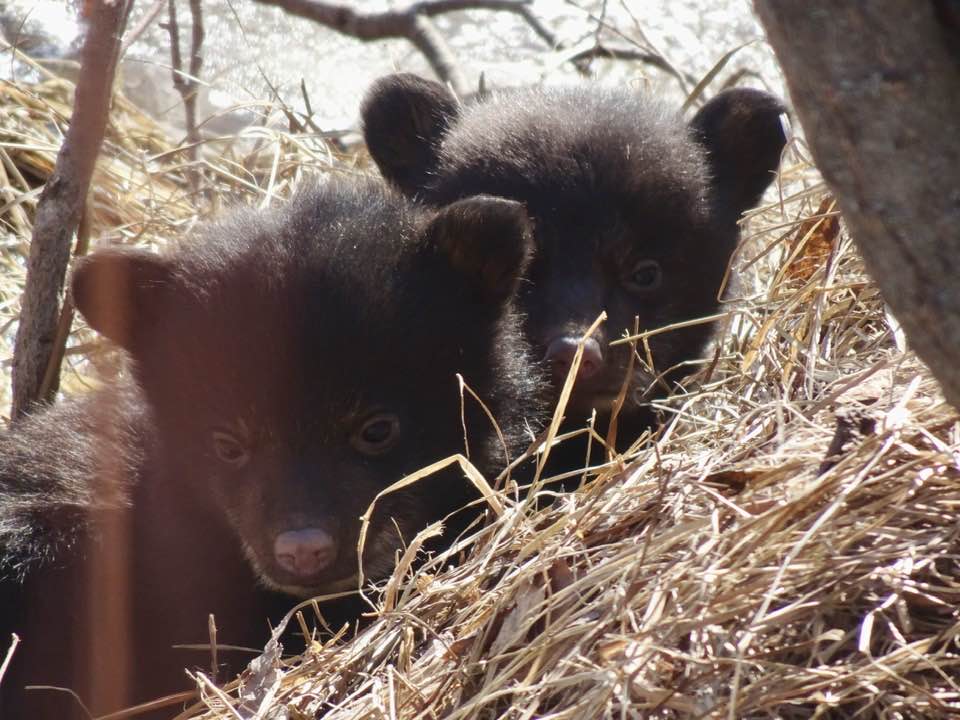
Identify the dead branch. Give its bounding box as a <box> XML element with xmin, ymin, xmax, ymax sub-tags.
<box><xmin>11</xmin><ymin>0</ymin><xmax>132</xmax><ymax>420</ymax></box>
<box><xmin>164</xmin><ymin>0</ymin><xmax>204</xmax><ymax>161</ymax></box>
<box><xmin>250</xmin><ymin>0</ymin><xmax>552</xmax><ymax>97</ymax></box>
<box><xmin>558</xmin><ymin>41</ymin><xmax>695</xmax><ymax>84</ymax></box>
<box><xmin>516</xmin><ymin>5</ymin><xmax>558</xmax><ymax>48</ymax></box>
<box><xmin>122</xmin><ymin>0</ymin><xmax>165</xmax><ymax>55</ymax></box>
<box><xmin>565</xmin><ymin>0</ymin><xmax>691</xmax><ymax>91</ymax></box>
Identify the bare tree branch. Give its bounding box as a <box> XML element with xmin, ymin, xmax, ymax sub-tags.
<box><xmin>408</xmin><ymin>12</ymin><xmax>466</xmax><ymax>95</ymax></box>
<box><xmin>164</xmin><ymin>0</ymin><xmax>204</xmax><ymax>161</ymax></box>
<box><xmin>565</xmin><ymin>0</ymin><xmax>691</xmax><ymax>91</ymax></box>
<box><xmin>754</xmin><ymin>1</ymin><xmax>960</xmax><ymax>409</ymax></box>
<box><xmin>121</xmin><ymin>0</ymin><xmax>165</xmax><ymax>55</ymax></box>
<box><xmin>251</xmin><ymin>0</ymin><xmax>549</xmax><ymax>97</ymax></box>
<box><xmin>11</xmin><ymin>0</ymin><xmax>132</xmax><ymax>420</ymax></box>
<box><xmin>516</xmin><ymin>5</ymin><xmax>559</xmax><ymax>48</ymax></box>
<box><xmin>557</xmin><ymin>41</ymin><xmax>693</xmax><ymax>82</ymax></box>
<box><xmin>37</xmin><ymin>211</ymin><xmax>90</xmax><ymax>402</ymax></box>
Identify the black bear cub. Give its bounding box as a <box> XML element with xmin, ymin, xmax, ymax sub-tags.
<box><xmin>0</xmin><ymin>176</ymin><xmax>542</xmax><ymax>718</ymax></box>
<box><xmin>362</xmin><ymin>76</ymin><xmax>787</xmax><ymax>450</ymax></box>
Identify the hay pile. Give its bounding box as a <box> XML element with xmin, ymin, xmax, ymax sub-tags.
<box><xmin>178</xmin><ymin>161</ymin><xmax>960</xmax><ymax>718</ymax></box>
<box><xmin>2</xmin><ymin>62</ymin><xmax>958</xmax><ymax>719</ymax></box>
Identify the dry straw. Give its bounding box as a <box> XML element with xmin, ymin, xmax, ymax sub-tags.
<box><xmin>1</xmin><ymin>63</ymin><xmax>958</xmax><ymax>720</ymax></box>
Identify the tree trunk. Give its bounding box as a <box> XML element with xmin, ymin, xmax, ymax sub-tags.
<box><xmin>11</xmin><ymin>0</ymin><xmax>131</xmax><ymax>420</ymax></box>
<box><xmin>753</xmin><ymin>2</ymin><xmax>960</xmax><ymax>408</ymax></box>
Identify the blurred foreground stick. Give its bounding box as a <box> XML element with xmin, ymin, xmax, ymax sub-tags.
<box><xmin>754</xmin><ymin>2</ymin><xmax>960</xmax><ymax>409</ymax></box>
<box><xmin>11</xmin><ymin>0</ymin><xmax>132</xmax><ymax>420</ymax></box>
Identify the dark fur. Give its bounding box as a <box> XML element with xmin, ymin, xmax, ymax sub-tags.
<box><xmin>363</xmin><ymin>77</ymin><xmax>787</xmax><ymax>449</ymax></box>
<box><xmin>0</xmin><ymin>176</ymin><xmax>542</xmax><ymax>717</ymax></box>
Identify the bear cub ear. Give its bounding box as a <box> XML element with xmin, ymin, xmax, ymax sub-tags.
<box><xmin>361</xmin><ymin>73</ymin><xmax>460</xmax><ymax>197</ymax></box>
<box><xmin>71</xmin><ymin>248</ymin><xmax>173</xmax><ymax>353</ymax></box>
<box><xmin>420</xmin><ymin>195</ymin><xmax>534</xmax><ymax>305</ymax></box>
<box><xmin>689</xmin><ymin>87</ymin><xmax>788</xmax><ymax>218</ymax></box>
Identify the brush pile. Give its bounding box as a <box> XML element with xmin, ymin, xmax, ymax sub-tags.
<box><xmin>2</xmin><ymin>62</ymin><xmax>958</xmax><ymax>720</ymax></box>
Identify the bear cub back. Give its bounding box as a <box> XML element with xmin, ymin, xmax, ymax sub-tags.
<box><xmin>363</xmin><ymin>77</ymin><xmax>787</xmax><ymax>449</ymax></box>
<box><xmin>0</xmin><ymin>176</ymin><xmax>542</xmax><ymax>718</ymax></box>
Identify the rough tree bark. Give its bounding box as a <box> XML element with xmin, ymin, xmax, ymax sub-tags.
<box><xmin>753</xmin><ymin>2</ymin><xmax>960</xmax><ymax>408</ymax></box>
<box><xmin>11</xmin><ymin>0</ymin><xmax>132</xmax><ymax>420</ymax></box>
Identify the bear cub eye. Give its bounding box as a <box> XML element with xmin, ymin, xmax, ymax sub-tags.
<box><xmin>623</xmin><ymin>259</ymin><xmax>662</xmax><ymax>293</ymax></box>
<box><xmin>352</xmin><ymin>413</ymin><xmax>401</xmax><ymax>456</ymax></box>
<box><xmin>212</xmin><ymin>430</ymin><xmax>251</xmax><ymax>467</ymax></box>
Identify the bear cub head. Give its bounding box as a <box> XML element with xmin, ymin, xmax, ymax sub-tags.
<box><xmin>362</xmin><ymin>76</ymin><xmax>787</xmax><ymax>438</ymax></box>
<box><xmin>70</xmin><ymin>176</ymin><xmax>541</xmax><ymax>597</ymax></box>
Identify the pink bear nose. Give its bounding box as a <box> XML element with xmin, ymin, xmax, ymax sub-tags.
<box><xmin>545</xmin><ymin>336</ymin><xmax>603</xmax><ymax>381</ymax></box>
<box><xmin>273</xmin><ymin>528</ymin><xmax>336</xmax><ymax>577</ymax></box>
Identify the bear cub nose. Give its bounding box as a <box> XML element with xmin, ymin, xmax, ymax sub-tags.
<box><xmin>273</xmin><ymin>528</ymin><xmax>336</xmax><ymax>577</ymax></box>
<box><xmin>545</xmin><ymin>336</ymin><xmax>603</xmax><ymax>381</ymax></box>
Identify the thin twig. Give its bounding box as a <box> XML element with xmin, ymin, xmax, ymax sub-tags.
<box><xmin>565</xmin><ymin>0</ymin><xmax>692</xmax><ymax>90</ymax></box>
<box><xmin>164</xmin><ymin>0</ymin><xmax>204</xmax><ymax>173</ymax></box>
<box><xmin>121</xmin><ymin>0</ymin><xmax>166</xmax><ymax>56</ymax></box>
<box><xmin>250</xmin><ymin>0</ymin><xmax>552</xmax><ymax>97</ymax></box>
<box><xmin>0</xmin><ymin>634</ymin><xmax>20</xmax><ymax>687</ymax></box>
